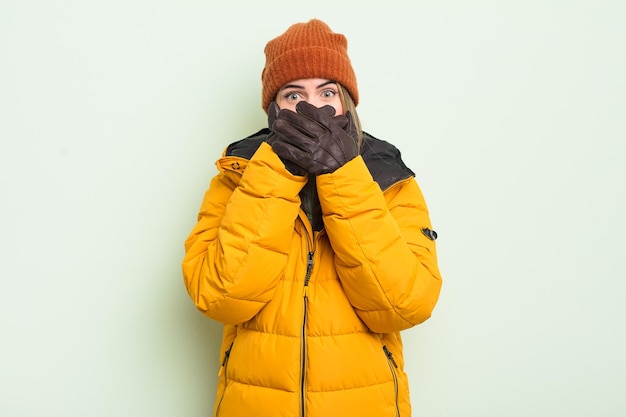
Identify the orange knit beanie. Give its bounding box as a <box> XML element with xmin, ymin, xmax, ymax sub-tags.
<box><xmin>261</xmin><ymin>19</ymin><xmax>359</xmax><ymax>112</ymax></box>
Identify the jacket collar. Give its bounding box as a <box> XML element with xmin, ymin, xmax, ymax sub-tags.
<box><xmin>225</xmin><ymin>129</ymin><xmax>414</xmax><ymax>191</ymax></box>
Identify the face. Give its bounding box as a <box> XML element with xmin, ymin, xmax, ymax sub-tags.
<box><xmin>276</xmin><ymin>78</ymin><xmax>344</xmax><ymax>115</ymax></box>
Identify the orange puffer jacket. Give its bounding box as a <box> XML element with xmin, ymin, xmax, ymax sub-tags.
<box><xmin>183</xmin><ymin>130</ymin><xmax>442</xmax><ymax>417</ymax></box>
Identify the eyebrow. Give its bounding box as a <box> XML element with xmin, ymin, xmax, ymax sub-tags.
<box><xmin>279</xmin><ymin>80</ymin><xmax>338</xmax><ymax>91</ymax></box>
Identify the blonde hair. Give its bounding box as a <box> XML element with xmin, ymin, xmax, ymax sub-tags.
<box><xmin>337</xmin><ymin>84</ymin><xmax>363</xmax><ymax>147</ymax></box>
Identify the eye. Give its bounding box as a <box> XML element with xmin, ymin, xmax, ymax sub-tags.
<box><xmin>321</xmin><ymin>89</ymin><xmax>337</xmax><ymax>98</ymax></box>
<box><xmin>282</xmin><ymin>91</ymin><xmax>302</xmax><ymax>102</ymax></box>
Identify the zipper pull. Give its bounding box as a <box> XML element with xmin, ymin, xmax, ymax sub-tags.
<box><xmin>218</xmin><ymin>343</ymin><xmax>233</xmax><ymax>376</ymax></box>
<box><xmin>302</xmin><ymin>252</ymin><xmax>315</xmax><ymax>298</ymax></box>
<box><xmin>303</xmin><ymin>252</ymin><xmax>314</xmax><ymax>296</ymax></box>
<box><xmin>383</xmin><ymin>345</ymin><xmax>399</xmax><ymax>368</ymax></box>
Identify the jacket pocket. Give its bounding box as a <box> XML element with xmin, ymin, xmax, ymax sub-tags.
<box><xmin>383</xmin><ymin>345</ymin><xmax>401</xmax><ymax>417</ymax></box>
<box><xmin>215</xmin><ymin>342</ymin><xmax>234</xmax><ymax>417</ymax></box>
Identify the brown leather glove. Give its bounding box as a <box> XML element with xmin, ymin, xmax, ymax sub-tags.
<box><xmin>265</xmin><ymin>101</ymin><xmax>307</xmax><ymax>176</ymax></box>
<box><xmin>270</xmin><ymin>101</ymin><xmax>359</xmax><ymax>175</ymax></box>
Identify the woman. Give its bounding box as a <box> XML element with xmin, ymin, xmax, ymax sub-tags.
<box><xmin>182</xmin><ymin>19</ymin><xmax>442</xmax><ymax>417</ymax></box>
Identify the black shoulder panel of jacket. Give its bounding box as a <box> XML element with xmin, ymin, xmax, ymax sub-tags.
<box><xmin>360</xmin><ymin>132</ymin><xmax>415</xmax><ymax>191</ymax></box>
<box><xmin>224</xmin><ymin>129</ymin><xmax>414</xmax><ymax>191</ymax></box>
<box><xmin>225</xmin><ymin>128</ymin><xmax>270</xmax><ymax>159</ymax></box>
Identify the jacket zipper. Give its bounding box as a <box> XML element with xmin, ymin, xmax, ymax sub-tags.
<box><xmin>215</xmin><ymin>342</ymin><xmax>233</xmax><ymax>417</ymax></box>
<box><xmin>300</xmin><ymin>251</ymin><xmax>314</xmax><ymax>417</ymax></box>
<box><xmin>383</xmin><ymin>345</ymin><xmax>401</xmax><ymax>417</ymax></box>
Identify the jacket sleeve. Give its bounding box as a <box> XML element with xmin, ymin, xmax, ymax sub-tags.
<box><xmin>182</xmin><ymin>142</ymin><xmax>306</xmax><ymax>325</ymax></box>
<box><xmin>316</xmin><ymin>156</ymin><xmax>442</xmax><ymax>333</ymax></box>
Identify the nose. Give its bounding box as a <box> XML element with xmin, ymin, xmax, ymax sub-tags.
<box><xmin>303</xmin><ymin>97</ymin><xmax>324</xmax><ymax>108</ymax></box>
<box><xmin>299</xmin><ymin>98</ymin><xmax>342</xmax><ymax>115</ymax></box>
